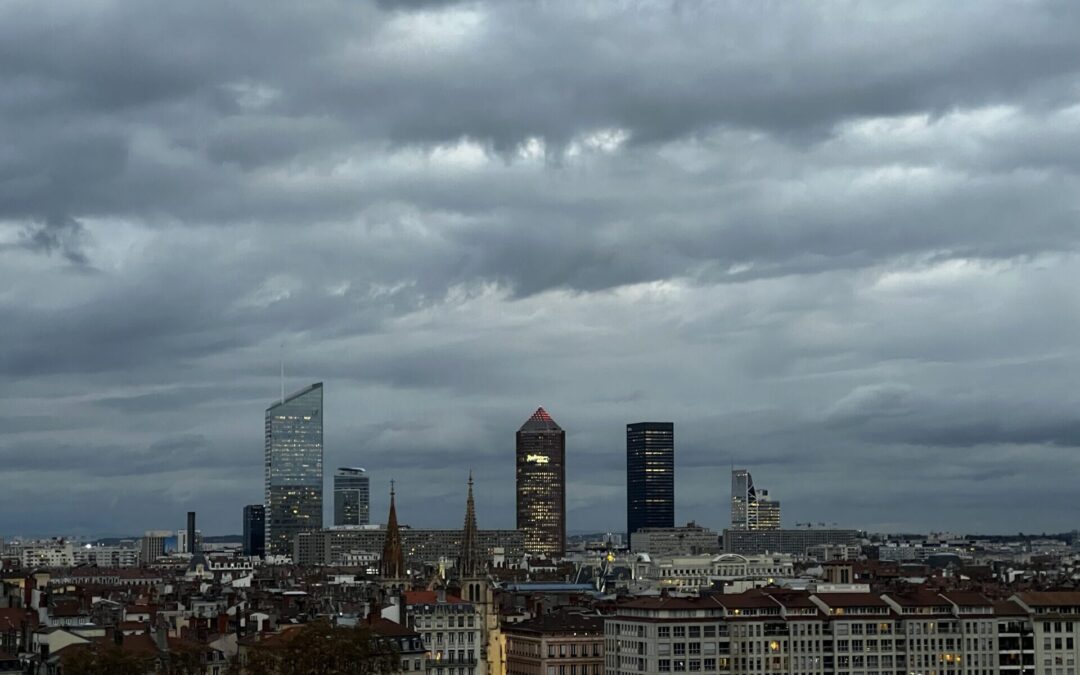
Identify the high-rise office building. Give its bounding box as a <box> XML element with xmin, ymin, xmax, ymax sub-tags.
<box><xmin>626</xmin><ymin>422</ymin><xmax>675</xmax><ymax>536</ymax></box>
<box><xmin>139</xmin><ymin>530</ymin><xmax>172</xmax><ymax>564</ymax></box>
<box><xmin>265</xmin><ymin>383</ymin><xmax>324</xmax><ymax>556</ymax></box>
<box><xmin>334</xmin><ymin>467</ymin><xmax>370</xmax><ymax>527</ymax></box>
<box><xmin>516</xmin><ymin>407</ymin><xmax>566</xmax><ymax>557</ymax></box>
<box><xmin>243</xmin><ymin>504</ymin><xmax>266</xmax><ymax>558</ymax></box>
<box><xmin>730</xmin><ymin>468</ymin><xmax>781</xmax><ymax>531</ymax></box>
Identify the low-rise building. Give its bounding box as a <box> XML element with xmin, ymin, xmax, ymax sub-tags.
<box><xmin>630</xmin><ymin>525</ymin><xmax>721</xmax><ymax>557</ymax></box>
<box><xmin>505</xmin><ymin>610</ymin><xmax>604</xmax><ymax>675</ymax></box>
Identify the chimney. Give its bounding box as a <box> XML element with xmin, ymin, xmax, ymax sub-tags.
<box><xmin>187</xmin><ymin>512</ymin><xmax>197</xmax><ymax>554</ymax></box>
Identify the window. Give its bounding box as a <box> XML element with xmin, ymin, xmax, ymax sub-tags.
<box><xmin>704</xmin><ymin>659</ymin><xmax>716</xmax><ymax>670</ymax></box>
<box><xmin>689</xmin><ymin>627</ymin><xmax>701</xmax><ymax>638</ymax></box>
<box><xmin>703</xmin><ymin>626</ymin><xmax>716</xmax><ymax>638</ymax></box>
<box><xmin>659</xmin><ymin>627</ymin><xmax>671</xmax><ymax>638</ymax></box>
<box><xmin>674</xmin><ymin>627</ymin><xmax>686</xmax><ymax>638</ymax></box>
<box><xmin>674</xmin><ymin>644</ymin><xmax>686</xmax><ymax>656</ymax></box>
<box><xmin>659</xmin><ymin>660</ymin><xmax>671</xmax><ymax>672</ymax></box>
<box><xmin>689</xmin><ymin>644</ymin><xmax>701</xmax><ymax>656</ymax></box>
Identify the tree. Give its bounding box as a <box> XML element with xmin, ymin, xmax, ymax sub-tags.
<box><xmin>60</xmin><ymin>646</ymin><xmax>151</xmax><ymax>675</ymax></box>
<box><xmin>242</xmin><ymin>621</ymin><xmax>400</xmax><ymax>675</ymax></box>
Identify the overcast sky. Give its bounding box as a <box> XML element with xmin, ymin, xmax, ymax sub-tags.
<box><xmin>3</xmin><ymin>0</ymin><xmax>1080</xmax><ymax>538</ymax></box>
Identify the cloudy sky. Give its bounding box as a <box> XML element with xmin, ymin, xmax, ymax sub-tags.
<box><xmin>3</xmin><ymin>0</ymin><xmax>1080</xmax><ymax>538</ymax></box>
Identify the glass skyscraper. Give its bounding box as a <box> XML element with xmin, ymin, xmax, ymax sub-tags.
<box><xmin>243</xmin><ymin>504</ymin><xmax>265</xmax><ymax>558</ymax></box>
<box><xmin>265</xmin><ymin>383</ymin><xmax>324</xmax><ymax>556</ymax></box>
<box><xmin>334</xmin><ymin>467</ymin><xmax>370</xmax><ymax>526</ymax></box>
<box><xmin>730</xmin><ymin>468</ymin><xmax>781</xmax><ymax>531</ymax></box>
<box><xmin>516</xmin><ymin>407</ymin><xmax>565</xmax><ymax>557</ymax></box>
<box><xmin>626</xmin><ymin>422</ymin><xmax>675</xmax><ymax>536</ymax></box>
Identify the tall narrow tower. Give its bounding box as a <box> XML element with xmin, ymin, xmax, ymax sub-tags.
<box><xmin>380</xmin><ymin>482</ymin><xmax>405</xmax><ymax>580</ymax></box>
<box><xmin>626</xmin><ymin>422</ymin><xmax>675</xmax><ymax>536</ymax></box>
<box><xmin>264</xmin><ymin>383</ymin><xmax>324</xmax><ymax>557</ymax></box>
<box><xmin>515</xmin><ymin>407</ymin><xmax>566</xmax><ymax>557</ymax></box>
<box><xmin>459</xmin><ymin>472</ymin><xmax>483</xmax><ymax>580</ymax></box>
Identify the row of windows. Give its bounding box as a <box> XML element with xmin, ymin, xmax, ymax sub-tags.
<box><xmin>542</xmin><ymin>664</ymin><xmax>603</xmax><ymax>675</ymax></box>
<box><xmin>657</xmin><ymin>658</ymin><xmax>723</xmax><ymax>672</ymax></box>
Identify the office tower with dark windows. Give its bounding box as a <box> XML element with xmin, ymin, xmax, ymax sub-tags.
<box><xmin>334</xmin><ymin>467</ymin><xmax>370</xmax><ymax>527</ymax></box>
<box><xmin>243</xmin><ymin>504</ymin><xmax>266</xmax><ymax>558</ymax></box>
<box><xmin>730</xmin><ymin>468</ymin><xmax>781</xmax><ymax>531</ymax></box>
<box><xmin>265</xmin><ymin>383</ymin><xmax>324</xmax><ymax>556</ymax></box>
<box><xmin>626</xmin><ymin>422</ymin><xmax>675</xmax><ymax>536</ymax></box>
<box><xmin>516</xmin><ymin>407</ymin><xmax>566</xmax><ymax>557</ymax></box>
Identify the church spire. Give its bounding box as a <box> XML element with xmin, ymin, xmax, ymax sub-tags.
<box><xmin>380</xmin><ymin>481</ymin><xmax>405</xmax><ymax>579</ymax></box>
<box><xmin>458</xmin><ymin>472</ymin><xmax>483</xmax><ymax>578</ymax></box>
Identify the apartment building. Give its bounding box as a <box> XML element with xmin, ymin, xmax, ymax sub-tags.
<box><xmin>505</xmin><ymin>610</ymin><xmax>604</xmax><ymax>675</ymax></box>
<box><xmin>404</xmin><ymin>590</ymin><xmax>485</xmax><ymax>675</ymax></box>
<box><xmin>604</xmin><ymin>589</ymin><xmax>1080</xmax><ymax>675</ymax></box>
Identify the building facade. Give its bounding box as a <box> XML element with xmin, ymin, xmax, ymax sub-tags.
<box><xmin>630</xmin><ymin>524</ymin><xmax>720</xmax><ymax>556</ymax></box>
<box><xmin>243</xmin><ymin>504</ymin><xmax>266</xmax><ymax>558</ymax></box>
<box><xmin>294</xmin><ymin>527</ymin><xmax>524</xmax><ymax>567</ymax></box>
<box><xmin>516</xmin><ymin>408</ymin><xmax>566</xmax><ymax>557</ymax></box>
<box><xmin>265</xmin><ymin>382</ymin><xmax>324</xmax><ymax>556</ymax></box>
<box><xmin>404</xmin><ymin>590</ymin><xmax>484</xmax><ymax>675</ymax></box>
<box><xmin>505</xmin><ymin>611</ymin><xmax>605</xmax><ymax>675</ymax></box>
<box><xmin>603</xmin><ymin>588</ymin><xmax>1061</xmax><ymax>675</ymax></box>
<box><xmin>631</xmin><ymin>553</ymin><xmax>795</xmax><ymax>593</ymax></box>
<box><xmin>722</xmin><ymin>528</ymin><xmax>859</xmax><ymax>557</ymax></box>
<box><xmin>334</xmin><ymin>467</ymin><xmax>371</xmax><ymax>527</ymax></box>
<box><xmin>626</xmin><ymin>422</ymin><xmax>675</xmax><ymax>537</ymax></box>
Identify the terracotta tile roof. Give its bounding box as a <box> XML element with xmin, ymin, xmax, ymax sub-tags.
<box><xmin>714</xmin><ymin>591</ymin><xmax>783</xmax><ymax>610</ymax></box>
<box><xmin>620</xmin><ymin>596</ymin><xmax>723</xmax><ymax>610</ymax></box>
<box><xmin>994</xmin><ymin>600</ymin><xmax>1028</xmax><ymax>616</ymax></box>
<box><xmin>812</xmin><ymin>593</ymin><xmax>888</xmax><ymax>608</ymax></box>
<box><xmin>404</xmin><ymin>591</ymin><xmax>467</xmax><ymax>605</ymax></box>
<box><xmin>762</xmin><ymin>590</ymin><xmax>818</xmax><ymax>609</ymax></box>
<box><xmin>503</xmin><ymin>610</ymin><xmax>603</xmax><ymax>635</ymax></box>
<box><xmin>1015</xmin><ymin>592</ymin><xmax>1080</xmax><ymax>607</ymax></box>
<box><xmin>366</xmin><ymin>617</ymin><xmax>421</xmax><ymax>638</ymax></box>
<box><xmin>885</xmin><ymin>590</ymin><xmax>953</xmax><ymax>608</ymax></box>
<box><xmin>940</xmin><ymin>591</ymin><xmax>993</xmax><ymax>607</ymax></box>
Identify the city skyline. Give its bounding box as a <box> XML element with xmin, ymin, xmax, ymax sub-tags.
<box><xmin>4</xmin><ymin>2</ymin><xmax>1080</xmax><ymax>537</ymax></box>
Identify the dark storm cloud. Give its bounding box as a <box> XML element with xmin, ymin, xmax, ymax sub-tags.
<box><xmin>825</xmin><ymin>383</ymin><xmax>1080</xmax><ymax>448</ymax></box>
<box><xmin>3</xmin><ymin>0</ymin><xmax>1080</xmax><ymax>535</ymax></box>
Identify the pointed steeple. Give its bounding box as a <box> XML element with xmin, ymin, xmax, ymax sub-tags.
<box><xmin>380</xmin><ymin>481</ymin><xmax>405</xmax><ymax>579</ymax></box>
<box><xmin>458</xmin><ymin>472</ymin><xmax>483</xmax><ymax>578</ymax></box>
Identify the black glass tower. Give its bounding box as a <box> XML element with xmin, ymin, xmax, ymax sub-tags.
<box><xmin>243</xmin><ymin>504</ymin><xmax>266</xmax><ymax>558</ymax></box>
<box><xmin>626</xmin><ymin>422</ymin><xmax>675</xmax><ymax>536</ymax></box>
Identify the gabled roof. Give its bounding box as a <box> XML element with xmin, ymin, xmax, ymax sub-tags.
<box><xmin>520</xmin><ymin>407</ymin><xmax>562</xmax><ymax>432</ymax></box>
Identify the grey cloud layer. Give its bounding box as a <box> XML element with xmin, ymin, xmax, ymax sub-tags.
<box><xmin>2</xmin><ymin>0</ymin><xmax>1080</xmax><ymax>536</ymax></box>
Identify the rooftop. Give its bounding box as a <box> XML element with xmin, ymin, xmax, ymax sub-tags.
<box><xmin>519</xmin><ymin>407</ymin><xmax>562</xmax><ymax>432</ymax></box>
